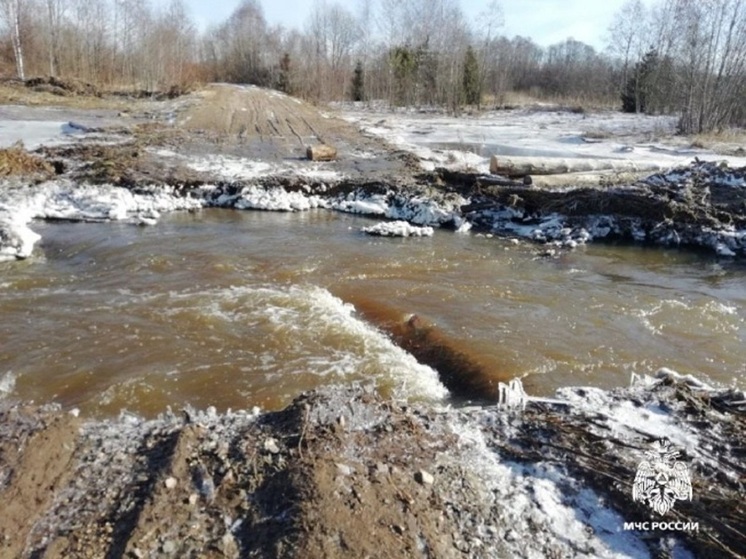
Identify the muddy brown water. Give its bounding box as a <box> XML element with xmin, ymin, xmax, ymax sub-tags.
<box><xmin>2</xmin><ymin>209</ymin><xmax>744</xmax><ymax>417</ymax></box>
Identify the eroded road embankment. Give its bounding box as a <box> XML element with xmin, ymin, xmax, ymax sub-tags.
<box><xmin>6</xmin><ymin>127</ymin><xmax>746</xmax><ymax>259</ymax></box>
<box><xmin>0</xmin><ymin>373</ymin><xmax>743</xmax><ymax>558</ymax></box>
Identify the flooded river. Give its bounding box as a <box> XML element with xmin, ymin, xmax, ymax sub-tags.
<box><xmin>2</xmin><ymin>208</ymin><xmax>744</xmax><ymax>416</ymax></box>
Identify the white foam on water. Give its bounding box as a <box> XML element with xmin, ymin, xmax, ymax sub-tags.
<box><xmin>633</xmin><ymin>299</ymin><xmax>690</xmax><ymax>335</ymax></box>
<box><xmin>633</xmin><ymin>298</ymin><xmax>743</xmax><ymax>336</ymax></box>
<box><xmin>156</xmin><ymin>284</ymin><xmax>449</xmax><ymax>402</ymax></box>
<box><xmin>0</xmin><ymin>371</ymin><xmax>16</xmax><ymax>399</ymax></box>
<box><xmin>0</xmin><ymin>212</ymin><xmax>40</xmax><ymax>260</ymax></box>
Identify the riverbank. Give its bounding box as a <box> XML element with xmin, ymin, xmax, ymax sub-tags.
<box><xmin>1</xmin><ymin>370</ymin><xmax>743</xmax><ymax>558</ymax></box>
<box><xmin>1</xmin><ymin>84</ymin><xmax>746</xmax><ymax>259</ymax></box>
<box><xmin>1</xmin><ymin>84</ymin><xmax>745</xmax><ymax>558</ymax></box>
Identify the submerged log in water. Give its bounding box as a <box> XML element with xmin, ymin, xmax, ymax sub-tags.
<box><xmin>346</xmin><ymin>295</ymin><xmax>506</xmax><ymax>402</ymax></box>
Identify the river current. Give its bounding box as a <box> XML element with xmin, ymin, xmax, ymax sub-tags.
<box><xmin>2</xmin><ymin>209</ymin><xmax>744</xmax><ymax>416</ymax></box>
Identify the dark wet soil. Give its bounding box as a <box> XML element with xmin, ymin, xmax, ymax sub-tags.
<box><xmin>1</xmin><ymin>376</ymin><xmax>743</xmax><ymax>558</ymax></box>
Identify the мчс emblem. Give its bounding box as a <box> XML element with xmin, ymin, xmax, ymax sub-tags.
<box><xmin>633</xmin><ymin>439</ymin><xmax>692</xmax><ymax>515</ymax></box>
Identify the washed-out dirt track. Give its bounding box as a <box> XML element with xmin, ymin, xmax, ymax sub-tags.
<box><xmin>0</xmin><ymin>379</ymin><xmax>743</xmax><ymax>558</ymax></box>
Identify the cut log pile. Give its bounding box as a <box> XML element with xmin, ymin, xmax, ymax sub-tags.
<box><xmin>489</xmin><ymin>155</ymin><xmax>666</xmax><ymax>188</ymax></box>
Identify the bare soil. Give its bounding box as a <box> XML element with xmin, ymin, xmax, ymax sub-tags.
<box><xmin>0</xmin><ymin>377</ymin><xmax>743</xmax><ymax>558</ymax></box>
<box><xmin>178</xmin><ymin>85</ymin><xmax>352</xmax><ymax>143</ymax></box>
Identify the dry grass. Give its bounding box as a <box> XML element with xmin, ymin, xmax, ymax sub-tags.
<box><xmin>0</xmin><ymin>83</ymin><xmax>130</xmax><ymax>110</ymax></box>
<box><xmin>0</xmin><ymin>144</ymin><xmax>55</xmax><ymax>177</ymax></box>
<box><xmin>0</xmin><ymin>78</ymin><xmax>178</xmax><ymax>111</ymax></box>
<box><xmin>691</xmin><ymin>128</ymin><xmax>746</xmax><ymax>156</ymax></box>
<box><xmin>485</xmin><ymin>91</ymin><xmax>618</xmax><ymax>112</ymax></box>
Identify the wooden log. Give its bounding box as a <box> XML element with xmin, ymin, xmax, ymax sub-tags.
<box><xmin>489</xmin><ymin>155</ymin><xmax>665</xmax><ymax>177</ymax></box>
<box><xmin>529</xmin><ymin>170</ymin><xmax>652</xmax><ymax>189</ymax></box>
<box><xmin>306</xmin><ymin>144</ymin><xmax>337</xmax><ymax>161</ymax></box>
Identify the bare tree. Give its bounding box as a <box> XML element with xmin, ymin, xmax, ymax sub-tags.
<box><xmin>474</xmin><ymin>0</ymin><xmax>505</xmax><ymax>103</ymax></box>
<box><xmin>607</xmin><ymin>0</ymin><xmax>650</xmax><ymax>91</ymax></box>
<box><xmin>305</xmin><ymin>0</ymin><xmax>359</xmax><ymax>99</ymax></box>
<box><xmin>45</xmin><ymin>0</ymin><xmax>67</xmax><ymax>76</ymax></box>
<box><xmin>653</xmin><ymin>0</ymin><xmax>746</xmax><ymax>132</ymax></box>
<box><xmin>0</xmin><ymin>0</ymin><xmax>25</xmax><ymax>79</ymax></box>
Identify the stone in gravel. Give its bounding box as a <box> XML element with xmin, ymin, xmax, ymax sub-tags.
<box><xmin>336</xmin><ymin>463</ymin><xmax>353</xmax><ymax>476</ymax></box>
<box><xmin>263</xmin><ymin>437</ymin><xmax>280</xmax><ymax>454</ymax></box>
<box><xmin>164</xmin><ymin>477</ymin><xmax>177</xmax><ymax>490</ymax></box>
<box><xmin>162</xmin><ymin>540</ymin><xmax>176</xmax><ymax>553</ymax></box>
<box><xmin>188</xmin><ymin>493</ymin><xmax>199</xmax><ymax>506</ymax></box>
<box><xmin>415</xmin><ymin>470</ymin><xmax>434</xmax><ymax>485</ymax></box>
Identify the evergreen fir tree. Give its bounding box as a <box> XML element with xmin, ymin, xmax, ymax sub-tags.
<box><xmin>277</xmin><ymin>53</ymin><xmax>291</xmax><ymax>94</ymax></box>
<box><xmin>621</xmin><ymin>49</ymin><xmax>659</xmax><ymax>114</ymax></box>
<box><xmin>351</xmin><ymin>60</ymin><xmax>365</xmax><ymax>102</ymax></box>
<box><xmin>462</xmin><ymin>46</ymin><xmax>481</xmax><ymax>107</ymax></box>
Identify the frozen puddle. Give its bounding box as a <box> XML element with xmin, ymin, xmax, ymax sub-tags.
<box><xmin>0</xmin><ymin>120</ymin><xmax>87</xmax><ymax>150</ymax></box>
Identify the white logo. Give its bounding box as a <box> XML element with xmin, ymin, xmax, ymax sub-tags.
<box><xmin>633</xmin><ymin>440</ymin><xmax>692</xmax><ymax>516</ymax></box>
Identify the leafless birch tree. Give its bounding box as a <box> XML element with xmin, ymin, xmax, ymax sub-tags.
<box><xmin>0</xmin><ymin>0</ymin><xmax>25</xmax><ymax>79</ymax></box>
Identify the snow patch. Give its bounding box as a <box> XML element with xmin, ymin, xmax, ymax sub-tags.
<box><xmin>361</xmin><ymin>221</ymin><xmax>434</xmax><ymax>237</ymax></box>
<box><xmin>0</xmin><ymin>212</ymin><xmax>41</xmax><ymax>260</ymax></box>
<box><xmin>448</xmin><ymin>419</ymin><xmax>651</xmax><ymax>558</ymax></box>
<box><xmin>231</xmin><ymin>186</ymin><xmax>326</xmax><ymax>212</ymax></box>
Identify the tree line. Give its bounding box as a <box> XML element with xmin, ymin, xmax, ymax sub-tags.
<box><xmin>1</xmin><ymin>0</ymin><xmax>745</xmax><ymax>133</ymax></box>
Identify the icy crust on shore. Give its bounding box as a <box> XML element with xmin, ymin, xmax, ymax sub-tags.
<box><xmin>0</xmin><ymin>180</ymin><xmax>204</xmax><ymax>259</ymax></box>
<box><xmin>0</xmin><ymin>177</ymin><xmax>466</xmax><ymax>260</ymax></box>
<box><xmin>642</xmin><ymin>160</ymin><xmax>746</xmax><ymax>189</ymax></box>
<box><xmin>3</xmin><ymin>370</ymin><xmax>741</xmax><ymax>558</ymax></box>
<box><xmin>441</xmin><ymin>368</ymin><xmax>744</xmax><ymax>558</ymax></box>
<box><xmin>3</xmin><ymin>158</ymin><xmax>746</xmax><ymax>260</ymax></box>
<box><xmin>361</xmin><ymin>220</ymin><xmax>434</xmax><ymax>237</ymax></box>
<box><xmin>0</xmin><ymin>212</ymin><xmax>41</xmax><ymax>261</ymax></box>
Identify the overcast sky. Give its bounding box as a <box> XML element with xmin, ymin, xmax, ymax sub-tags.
<box><xmin>178</xmin><ymin>0</ymin><xmax>651</xmax><ymax>50</ymax></box>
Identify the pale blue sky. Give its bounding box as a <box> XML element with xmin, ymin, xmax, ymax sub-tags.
<box><xmin>177</xmin><ymin>0</ymin><xmax>649</xmax><ymax>49</ymax></box>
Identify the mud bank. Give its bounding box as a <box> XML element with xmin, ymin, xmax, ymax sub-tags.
<box><xmin>451</xmin><ymin>161</ymin><xmax>746</xmax><ymax>256</ymax></box>
<box><xmin>5</xmin><ymin>136</ymin><xmax>746</xmax><ymax>259</ymax></box>
<box><xmin>0</xmin><ymin>371</ymin><xmax>743</xmax><ymax>558</ymax></box>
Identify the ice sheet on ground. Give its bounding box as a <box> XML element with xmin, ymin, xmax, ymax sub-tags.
<box><xmin>447</xmin><ymin>419</ymin><xmax>652</xmax><ymax>558</ymax></box>
<box><xmin>0</xmin><ymin>119</ymin><xmax>87</xmax><ymax>150</ymax></box>
<box><xmin>341</xmin><ymin>106</ymin><xmax>746</xmax><ymax>173</ymax></box>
